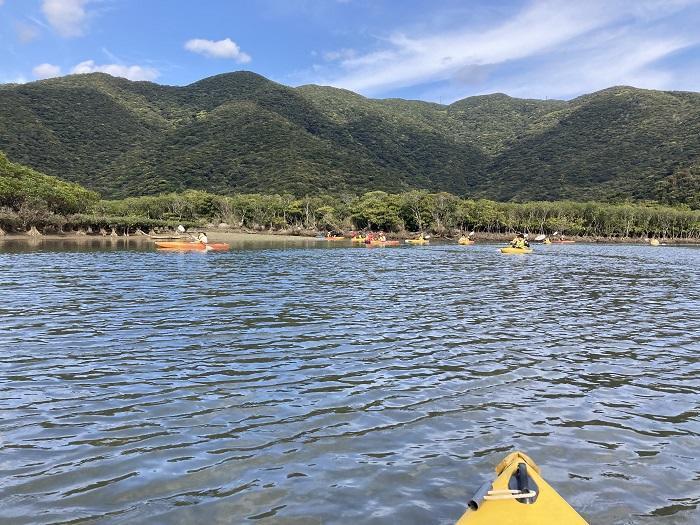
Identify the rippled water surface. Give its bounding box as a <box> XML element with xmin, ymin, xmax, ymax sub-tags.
<box><xmin>1</xmin><ymin>239</ymin><xmax>699</xmax><ymax>524</ymax></box>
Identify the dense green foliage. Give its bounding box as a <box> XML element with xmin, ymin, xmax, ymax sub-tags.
<box><xmin>0</xmin><ymin>152</ymin><xmax>99</xmax><ymax>230</ymax></box>
<box><xmin>1</xmin><ymin>153</ymin><xmax>698</xmax><ymax>239</ymax></box>
<box><xmin>1</xmin><ymin>73</ymin><xmax>699</xmax><ymax>205</ymax></box>
<box><xmin>95</xmin><ymin>190</ymin><xmax>700</xmax><ymax>239</ymax></box>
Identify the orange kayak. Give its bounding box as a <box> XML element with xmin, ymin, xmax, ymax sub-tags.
<box><xmin>155</xmin><ymin>242</ymin><xmax>230</xmax><ymax>251</ymax></box>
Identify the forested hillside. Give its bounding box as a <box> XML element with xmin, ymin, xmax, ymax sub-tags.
<box><xmin>0</xmin><ymin>152</ymin><xmax>98</xmax><ymax>231</ymax></box>
<box><xmin>0</xmin><ymin>72</ymin><xmax>698</xmax><ymax>206</ymax></box>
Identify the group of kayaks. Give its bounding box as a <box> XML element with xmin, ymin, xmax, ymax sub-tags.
<box><xmin>348</xmin><ymin>235</ymin><xmax>428</xmax><ymax>246</ymax></box>
<box><xmin>154</xmin><ymin>236</ymin><xmax>574</xmax><ymax>253</ymax></box>
<box><xmin>456</xmin><ymin>451</ymin><xmax>588</xmax><ymax>524</ymax></box>
<box><xmin>350</xmin><ymin>234</ymin><xmax>463</xmax><ymax>246</ymax></box>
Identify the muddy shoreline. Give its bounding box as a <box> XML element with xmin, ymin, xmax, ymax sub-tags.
<box><xmin>2</xmin><ymin>228</ymin><xmax>698</xmax><ymax>245</ymax></box>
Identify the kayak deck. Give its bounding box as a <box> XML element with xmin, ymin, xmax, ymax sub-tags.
<box><xmin>456</xmin><ymin>451</ymin><xmax>587</xmax><ymax>524</ymax></box>
<box><xmin>500</xmin><ymin>247</ymin><xmax>533</xmax><ymax>254</ymax></box>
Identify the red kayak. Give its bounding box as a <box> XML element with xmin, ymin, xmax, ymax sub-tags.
<box><xmin>155</xmin><ymin>242</ymin><xmax>230</xmax><ymax>251</ymax></box>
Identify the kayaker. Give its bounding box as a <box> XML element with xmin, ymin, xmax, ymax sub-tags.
<box><xmin>510</xmin><ymin>233</ymin><xmax>529</xmax><ymax>249</ymax></box>
<box><xmin>196</xmin><ymin>232</ymin><xmax>209</xmax><ymax>244</ymax></box>
<box><xmin>378</xmin><ymin>231</ymin><xmax>387</xmax><ymax>242</ymax></box>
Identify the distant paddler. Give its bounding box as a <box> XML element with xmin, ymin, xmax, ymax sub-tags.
<box><xmin>500</xmin><ymin>233</ymin><xmax>533</xmax><ymax>253</ymax></box>
<box><xmin>175</xmin><ymin>225</ymin><xmax>207</xmax><ymax>244</ymax></box>
<box><xmin>509</xmin><ymin>233</ymin><xmax>529</xmax><ymax>249</ymax></box>
<box><xmin>350</xmin><ymin>231</ymin><xmax>366</xmax><ymax>242</ymax></box>
<box><xmin>406</xmin><ymin>232</ymin><xmax>429</xmax><ymax>245</ymax></box>
<box><xmin>458</xmin><ymin>231</ymin><xmax>475</xmax><ymax>245</ymax></box>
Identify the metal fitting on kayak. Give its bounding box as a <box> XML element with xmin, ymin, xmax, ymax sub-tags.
<box><xmin>468</xmin><ymin>481</ymin><xmax>492</xmax><ymax>510</ymax></box>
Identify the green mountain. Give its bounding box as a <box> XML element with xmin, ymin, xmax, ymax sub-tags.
<box><xmin>0</xmin><ymin>72</ymin><xmax>698</xmax><ymax>204</ymax></box>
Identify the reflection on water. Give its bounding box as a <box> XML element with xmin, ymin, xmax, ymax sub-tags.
<box><xmin>1</xmin><ymin>241</ymin><xmax>699</xmax><ymax>524</ymax></box>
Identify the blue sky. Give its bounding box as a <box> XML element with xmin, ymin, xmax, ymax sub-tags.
<box><xmin>1</xmin><ymin>0</ymin><xmax>700</xmax><ymax>102</ymax></box>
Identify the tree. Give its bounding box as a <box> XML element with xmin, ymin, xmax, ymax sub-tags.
<box><xmin>350</xmin><ymin>191</ymin><xmax>402</xmax><ymax>231</ymax></box>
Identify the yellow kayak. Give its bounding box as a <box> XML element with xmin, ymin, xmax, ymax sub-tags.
<box><xmin>650</xmin><ymin>239</ymin><xmax>660</xmax><ymax>246</ymax></box>
<box><xmin>406</xmin><ymin>238</ymin><xmax>429</xmax><ymax>245</ymax></box>
<box><xmin>456</xmin><ymin>451</ymin><xmax>588</xmax><ymax>525</ymax></box>
<box><xmin>500</xmin><ymin>247</ymin><xmax>533</xmax><ymax>254</ymax></box>
<box><xmin>351</xmin><ymin>236</ymin><xmax>366</xmax><ymax>243</ymax></box>
<box><xmin>543</xmin><ymin>239</ymin><xmax>552</xmax><ymax>245</ymax></box>
<box><xmin>458</xmin><ymin>238</ymin><xmax>474</xmax><ymax>245</ymax></box>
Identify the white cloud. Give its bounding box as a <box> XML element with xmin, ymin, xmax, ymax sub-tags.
<box><xmin>184</xmin><ymin>38</ymin><xmax>251</xmax><ymax>63</ymax></box>
<box><xmin>489</xmin><ymin>34</ymin><xmax>692</xmax><ymax>100</ymax></box>
<box><xmin>317</xmin><ymin>0</ymin><xmax>700</xmax><ymax>98</ymax></box>
<box><xmin>70</xmin><ymin>60</ymin><xmax>160</xmax><ymax>81</ymax></box>
<box><xmin>33</xmin><ymin>63</ymin><xmax>62</xmax><ymax>79</ymax></box>
<box><xmin>42</xmin><ymin>0</ymin><xmax>89</xmax><ymax>38</ymax></box>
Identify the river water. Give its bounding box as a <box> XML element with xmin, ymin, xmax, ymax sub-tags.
<box><xmin>1</xmin><ymin>239</ymin><xmax>698</xmax><ymax>524</ymax></box>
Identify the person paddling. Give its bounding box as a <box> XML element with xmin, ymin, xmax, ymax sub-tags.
<box><xmin>196</xmin><ymin>232</ymin><xmax>208</xmax><ymax>244</ymax></box>
<box><xmin>509</xmin><ymin>233</ymin><xmax>529</xmax><ymax>249</ymax></box>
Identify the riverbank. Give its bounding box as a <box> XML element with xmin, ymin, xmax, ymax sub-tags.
<box><xmin>2</xmin><ymin>228</ymin><xmax>698</xmax><ymax>245</ymax></box>
<box><xmin>0</xmin><ymin>230</ymin><xmax>314</xmax><ymax>243</ymax></box>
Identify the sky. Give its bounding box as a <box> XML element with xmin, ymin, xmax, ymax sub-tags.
<box><xmin>1</xmin><ymin>0</ymin><xmax>700</xmax><ymax>102</ymax></box>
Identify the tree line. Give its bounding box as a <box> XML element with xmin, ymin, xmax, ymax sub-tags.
<box><xmin>1</xmin><ymin>150</ymin><xmax>698</xmax><ymax>238</ymax></box>
<box><xmin>4</xmin><ymin>189</ymin><xmax>694</xmax><ymax>239</ymax></box>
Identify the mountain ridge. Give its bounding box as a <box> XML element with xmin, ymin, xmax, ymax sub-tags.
<box><xmin>0</xmin><ymin>72</ymin><xmax>698</xmax><ymax>204</ymax></box>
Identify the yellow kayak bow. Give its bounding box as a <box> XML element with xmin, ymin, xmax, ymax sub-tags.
<box><xmin>456</xmin><ymin>451</ymin><xmax>588</xmax><ymax>524</ymax></box>
<box><xmin>500</xmin><ymin>247</ymin><xmax>533</xmax><ymax>254</ymax></box>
